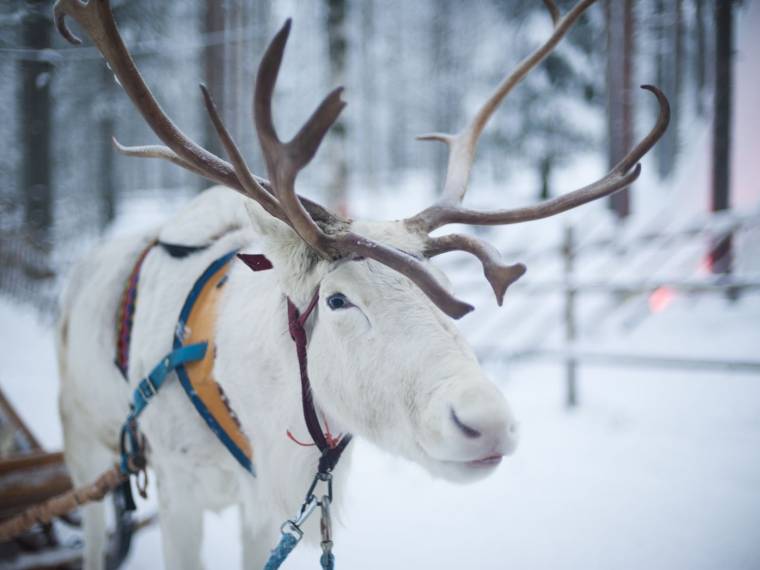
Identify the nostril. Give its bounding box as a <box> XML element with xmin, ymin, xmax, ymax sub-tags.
<box><xmin>450</xmin><ymin>407</ymin><xmax>481</xmax><ymax>439</ymax></box>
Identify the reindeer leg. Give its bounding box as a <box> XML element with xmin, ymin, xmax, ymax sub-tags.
<box><xmin>60</xmin><ymin>402</ymin><xmax>113</xmax><ymax>570</ymax></box>
<box><xmin>155</xmin><ymin>464</ymin><xmax>204</xmax><ymax>570</ymax></box>
<box><xmin>239</xmin><ymin>501</ymin><xmax>277</xmax><ymax>569</ymax></box>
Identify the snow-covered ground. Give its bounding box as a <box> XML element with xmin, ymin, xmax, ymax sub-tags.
<box><xmin>2</xmin><ymin>291</ymin><xmax>760</xmax><ymax>569</ymax></box>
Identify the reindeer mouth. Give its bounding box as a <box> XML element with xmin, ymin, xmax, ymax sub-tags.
<box><xmin>467</xmin><ymin>454</ymin><xmax>503</xmax><ymax>467</ymax></box>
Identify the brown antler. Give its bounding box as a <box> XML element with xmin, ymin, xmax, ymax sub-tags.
<box><xmin>52</xmin><ymin>0</ymin><xmax>338</xmax><ymax>227</ymax></box>
<box><xmin>409</xmin><ymin>86</ymin><xmax>669</xmax><ymax>231</ymax></box>
<box><xmin>413</xmin><ymin>0</ymin><xmax>598</xmax><ymax>209</ymax></box>
<box><xmin>403</xmin><ymin>0</ymin><xmax>670</xmax><ymax>305</ymax></box>
<box><xmin>53</xmin><ymin>2</ymin><xmax>471</xmax><ymax>318</ymax></box>
<box><xmin>54</xmin><ymin>1</ymin><xmax>669</xmax><ymax>319</ymax></box>
<box><xmin>54</xmin><ymin>1</ymin><xmax>240</xmax><ymax>190</ymax></box>
<box><xmin>249</xmin><ymin>20</ymin><xmax>474</xmax><ymax>318</ymax></box>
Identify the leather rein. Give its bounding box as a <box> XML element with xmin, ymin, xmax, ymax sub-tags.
<box><xmin>239</xmin><ymin>253</ymin><xmax>352</xmax><ymax>474</ymax></box>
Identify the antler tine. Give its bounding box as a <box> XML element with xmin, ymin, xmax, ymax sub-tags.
<box><xmin>53</xmin><ymin>0</ymin><xmax>240</xmax><ymax>191</ymax></box>
<box><xmin>543</xmin><ymin>0</ymin><xmax>561</xmax><ymax>27</ymax></box>
<box><xmin>404</xmin><ymin>1</ymin><xmax>669</xmax><ymax>309</ymax></box>
<box><xmin>613</xmin><ymin>85</ymin><xmax>670</xmax><ymax>174</ymax></box>
<box><xmin>111</xmin><ymin>138</ymin><xmax>308</xmax><ymax>215</ymax></box>
<box><xmin>54</xmin><ymin>1</ymin><xmax>347</xmax><ymax>229</ymax></box>
<box><xmin>253</xmin><ymin>19</ymin><xmax>346</xmax><ymax>258</ymax></box>
<box><xmin>199</xmin><ymin>84</ymin><xmax>289</xmax><ymax>224</ymax></box>
<box><xmin>416</xmin><ymin>0</ymin><xmax>597</xmax><ymax>206</ymax></box>
<box><xmin>424</xmin><ymin>234</ymin><xmax>526</xmax><ymax>305</ymax></box>
<box><xmin>248</xmin><ymin>19</ymin><xmax>474</xmax><ymax>318</ymax></box>
<box><xmin>337</xmin><ymin>233</ymin><xmax>475</xmax><ymax>318</ymax></box>
<box><xmin>111</xmin><ymin>139</ymin><xmax>219</xmax><ymax>182</ymax></box>
<box><xmin>410</xmin><ymin>85</ymin><xmax>669</xmax><ymax>230</ymax></box>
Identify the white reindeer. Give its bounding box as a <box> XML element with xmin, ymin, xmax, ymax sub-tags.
<box><xmin>52</xmin><ymin>0</ymin><xmax>668</xmax><ymax>568</ymax></box>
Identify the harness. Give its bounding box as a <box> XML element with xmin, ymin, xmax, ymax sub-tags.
<box><xmin>116</xmin><ymin>244</ymin><xmax>351</xmax><ymax>569</ymax></box>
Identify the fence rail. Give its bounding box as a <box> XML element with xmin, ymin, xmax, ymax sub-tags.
<box><xmin>471</xmin><ymin>209</ymin><xmax>760</xmax><ymax>406</ymax></box>
<box><xmin>481</xmin><ymin>347</ymin><xmax>760</xmax><ymax>374</ymax></box>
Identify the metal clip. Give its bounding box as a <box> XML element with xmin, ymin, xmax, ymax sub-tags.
<box><xmin>305</xmin><ymin>471</ymin><xmax>333</xmax><ymax>505</ymax></box>
<box><xmin>319</xmin><ymin>494</ymin><xmax>333</xmax><ymax>555</ymax></box>
<box><xmin>280</xmin><ymin>494</ymin><xmax>318</xmax><ymax>541</ymax></box>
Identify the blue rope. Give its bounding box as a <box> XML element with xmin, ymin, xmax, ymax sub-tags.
<box><xmin>320</xmin><ymin>551</ymin><xmax>335</xmax><ymax>570</ymax></box>
<box><xmin>263</xmin><ymin>533</ymin><xmax>299</xmax><ymax>570</ymax></box>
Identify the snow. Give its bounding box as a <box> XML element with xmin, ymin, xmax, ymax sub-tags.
<box><xmin>2</xmin><ymin>4</ymin><xmax>760</xmax><ymax>569</ymax></box>
<box><xmin>2</xmin><ymin>277</ymin><xmax>760</xmax><ymax>569</ymax></box>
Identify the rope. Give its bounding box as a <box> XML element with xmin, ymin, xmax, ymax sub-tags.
<box><xmin>0</xmin><ymin>464</ymin><xmax>126</xmax><ymax>541</ymax></box>
<box><xmin>263</xmin><ymin>533</ymin><xmax>299</xmax><ymax>570</ymax></box>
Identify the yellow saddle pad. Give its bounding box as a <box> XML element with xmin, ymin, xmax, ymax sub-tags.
<box><xmin>173</xmin><ymin>251</ymin><xmax>254</xmax><ymax>474</ymax></box>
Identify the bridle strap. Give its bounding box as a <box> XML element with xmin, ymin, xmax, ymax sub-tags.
<box><xmin>287</xmin><ymin>292</ymin><xmax>352</xmax><ymax>473</ymax></box>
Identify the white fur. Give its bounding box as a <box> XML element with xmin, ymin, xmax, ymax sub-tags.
<box><xmin>57</xmin><ymin>186</ymin><xmax>519</xmax><ymax>570</ymax></box>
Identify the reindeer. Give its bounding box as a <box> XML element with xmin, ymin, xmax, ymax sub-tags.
<box><xmin>52</xmin><ymin>0</ymin><xmax>668</xmax><ymax>568</ymax></box>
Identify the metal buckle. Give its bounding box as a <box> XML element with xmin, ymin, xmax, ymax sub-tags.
<box><xmin>138</xmin><ymin>376</ymin><xmax>157</xmax><ymax>400</ymax></box>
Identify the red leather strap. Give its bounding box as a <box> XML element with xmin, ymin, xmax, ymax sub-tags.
<box><xmin>287</xmin><ymin>291</ymin><xmax>352</xmax><ymax>473</ymax></box>
<box><xmin>237</xmin><ymin>253</ymin><xmax>352</xmax><ymax>472</ymax></box>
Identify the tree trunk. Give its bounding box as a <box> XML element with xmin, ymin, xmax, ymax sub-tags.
<box><xmin>359</xmin><ymin>0</ymin><xmax>377</xmax><ymax>189</ymax></box>
<box><xmin>325</xmin><ymin>0</ymin><xmax>349</xmax><ymax>214</ymax></box>
<box><xmin>98</xmin><ymin>62</ymin><xmax>117</xmax><ymax>229</ymax></box>
<box><xmin>538</xmin><ymin>155</ymin><xmax>553</xmax><ymax>201</ymax></box>
<box><xmin>694</xmin><ymin>0</ymin><xmax>707</xmax><ymax>116</ymax></box>
<box><xmin>654</xmin><ymin>0</ymin><xmax>683</xmax><ymax>178</ymax></box>
<box><xmin>203</xmin><ymin>0</ymin><xmax>226</xmax><ymax>160</ymax></box>
<box><xmin>710</xmin><ymin>0</ymin><xmax>734</xmax><ymax>275</ymax></box>
<box><xmin>605</xmin><ymin>0</ymin><xmax>634</xmax><ymax>219</ymax></box>
<box><xmin>20</xmin><ymin>0</ymin><xmax>54</xmax><ymax>248</ymax></box>
<box><xmin>431</xmin><ymin>0</ymin><xmax>455</xmax><ymax>193</ymax></box>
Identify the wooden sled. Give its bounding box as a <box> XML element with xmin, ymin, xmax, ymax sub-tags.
<box><xmin>0</xmin><ymin>387</ymin><xmax>141</xmax><ymax>569</ymax></box>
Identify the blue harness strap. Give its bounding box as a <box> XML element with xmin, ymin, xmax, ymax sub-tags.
<box><xmin>118</xmin><ymin>249</ymin><xmax>256</xmax><ymax>478</ymax></box>
<box><xmin>120</xmin><ymin>342</ymin><xmax>208</xmax><ymax>476</ymax></box>
<box><xmin>130</xmin><ymin>343</ymin><xmax>208</xmax><ymax>417</ymax></box>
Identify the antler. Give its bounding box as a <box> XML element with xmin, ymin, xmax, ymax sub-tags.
<box><xmin>413</xmin><ymin>0</ymin><xmax>597</xmax><ymax>209</ymax></box>
<box><xmin>52</xmin><ymin>0</ymin><xmax>336</xmax><ymax>227</ymax></box>
<box><xmin>54</xmin><ymin>0</ymin><xmax>669</xmax><ymax>320</ymax></box>
<box><xmin>404</xmin><ymin>0</ymin><xmax>670</xmax><ymax>305</ymax></box>
<box><xmin>250</xmin><ymin>21</ymin><xmax>474</xmax><ymax>318</ymax></box>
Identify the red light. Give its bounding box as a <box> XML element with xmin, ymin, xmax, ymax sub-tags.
<box><xmin>649</xmin><ymin>286</ymin><xmax>676</xmax><ymax>313</ymax></box>
<box><xmin>698</xmin><ymin>255</ymin><xmax>712</xmax><ymax>275</ymax></box>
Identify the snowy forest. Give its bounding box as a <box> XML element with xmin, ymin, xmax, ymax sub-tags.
<box><xmin>1</xmin><ymin>1</ymin><xmax>759</xmax><ymax>569</ymax></box>
<box><xmin>0</xmin><ymin>0</ymin><xmax>731</xmax><ymax>310</ymax></box>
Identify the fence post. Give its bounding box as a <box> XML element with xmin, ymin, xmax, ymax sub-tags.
<box><xmin>563</xmin><ymin>225</ymin><xmax>578</xmax><ymax>408</ymax></box>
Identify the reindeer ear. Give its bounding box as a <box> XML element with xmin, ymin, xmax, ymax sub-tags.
<box><xmin>244</xmin><ymin>200</ymin><xmax>289</xmax><ymax>239</ymax></box>
<box><xmin>243</xmin><ymin>200</ymin><xmax>321</xmax><ymax>277</ymax></box>
<box><xmin>237</xmin><ymin>253</ymin><xmax>273</xmax><ymax>272</ymax></box>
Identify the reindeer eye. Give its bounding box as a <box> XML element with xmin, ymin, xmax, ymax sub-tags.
<box><xmin>326</xmin><ymin>293</ymin><xmax>350</xmax><ymax>310</ymax></box>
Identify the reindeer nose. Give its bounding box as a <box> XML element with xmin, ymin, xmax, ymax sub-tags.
<box><xmin>448</xmin><ymin>390</ymin><xmax>519</xmax><ymax>456</ymax></box>
<box><xmin>450</xmin><ymin>408</ymin><xmax>482</xmax><ymax>439</ymax></box>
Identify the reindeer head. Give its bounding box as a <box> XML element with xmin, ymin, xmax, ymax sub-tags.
<box><xmin>55</xmin><ymin>0</ymin><xmax>668</xmax><ymax>482</ymax></box>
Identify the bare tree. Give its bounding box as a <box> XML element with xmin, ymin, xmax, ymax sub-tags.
<box><xmin>97</xmin><ymin>62</ymin><xmax>117</xmax><ymax>228</ymax></box>
<box><xmin>605</xmin><ymin>0</ymin><xmax>634</xmax><ymax>218</ymax></box>
<box><xmin>710</xmin><ymin>0</ymin><xmax>734</xmax><ymax>275</ymax></box>
<box><xmin>693</xmin><ymin>0</ymin><xmax>709</xmax><ymax>116</ymax></box>
<box><xmin>324</xmin><ymin>0</ymin><xmax>349</xmax><ymax>213</ymax></box>
<box><xmin>20</xmin><ymin>0</ymin><xmax>54</xmax><ymax>247</ymax></box>
<box><xmin>359</xmin><ymin>0</ymin><xmax>377</xmax><ymax>189</ymax></box>
<box><xmin>203</xmin><ymin>0</ymin><xmax>226</xmax><ymax>159</ymax></box>
<box><xmin>430</xmin><ymin>0</ymin><xmax>458</xmax><ymax>192</ymax></box>
<box><xmin>654</xmin><ymin>0</ymin><xmax>683</xmax><ymax>178</ymax></box>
